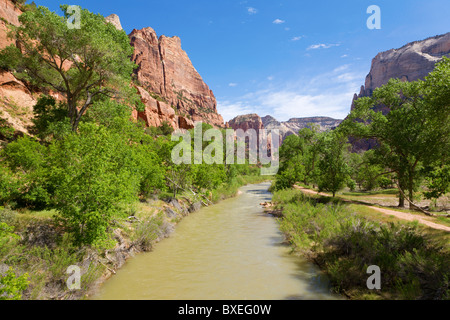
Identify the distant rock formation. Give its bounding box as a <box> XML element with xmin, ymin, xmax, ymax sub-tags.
<box><xmin>263</xmin><ymin>116</ymin><xmax>342</xmax><ymax>140</ymax></box>
<box><xmin>129</xmin><ymin>27</ymin><xmax>224</xmax><ymax>129</ymax></box>
<box><xmin>349</xmin><ymin>32</ymin><xmax>450</xmax><ymax>150</ymax></box>
<box><xmin>227</xmin><ymin>114</ymin><xmax>342</xmax><ymax>141</ymax></box>
<box><xmin>105</xmin><ymin>14</ymin><xmax>123</xmax><ymax>31</ymax></box>
<box><xmin>351</xmin><ymin>32</ymin><xmax>450</xmax><ymax>113</ymax></box>
<box><xmin>227</xmin><ymin>114</ymin><xmax>264</xmax><ymax>133</ymax></box>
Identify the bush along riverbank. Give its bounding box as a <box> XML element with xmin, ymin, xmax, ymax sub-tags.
<box><xmin>270</xmin><ymin>188</ymin><xmax>450</xmax><ymax>300</ymax></box>
<box><xmin>0</xmin><ymin>174</ymin><xmax>271</xmax><ymax>300</ymax></box>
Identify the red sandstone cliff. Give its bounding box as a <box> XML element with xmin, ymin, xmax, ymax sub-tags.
<box><xmin>0</xmin><ymin>0</ymin><xmax>36</xmax><ymax>137</ymax></box>
<box><xmin>129</xmin><ymin>26</ymin><xmax>224</xmax><ymax>129</ymax></box>
<box><xmin>0</xmin><ymin>5</ymin><xmax>224</xmax><ymax>138</ymax></box>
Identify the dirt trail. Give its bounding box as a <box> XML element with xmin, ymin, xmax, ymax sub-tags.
<box><xmin>294</xmin><ymin>186</ymin><xmax>450</xmax><ymax>232</ymax></box>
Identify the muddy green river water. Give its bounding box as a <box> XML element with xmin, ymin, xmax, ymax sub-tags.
<box><xmin>93</xmin><ymin>182</ymin><xmax>339</xmax><ymax>300</ymax></box>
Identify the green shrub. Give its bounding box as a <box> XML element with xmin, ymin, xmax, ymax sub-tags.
<box><xmin>274</xmin><ymin>189</ymin><xmax>450</xmax><ymax>300</ymax></box>
<box><xmin>131</xmin><ymin>217</ymin><xmax>162</xmax><ymax>251</ymax></box>
<box><xmin>0</xmin><ymin>267</ymin><xmax>29</xmax><ymax>300</ymax></box>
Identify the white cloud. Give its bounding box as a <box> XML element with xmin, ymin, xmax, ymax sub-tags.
<box><xmin>307</xmin><ymin>43</ymin><xmax>340</xmax><ymax>50</ymax></box>
<box><xmin>217</xmin><ymin>101</ymin><xmax>258</xmax><ymax>122</ymax></box>
<box><xmin>228</xmin><ymin>83</ymin><xmax>238</xmax><ymax>87</ymax></box>
<box><xmin>247</xmin><ymin>7</ymin><xmax>258</xmax><ymax>15</ymax></box>
<box><xmin>291</xmin><ymin>36</ymin><xmax>304</xmax><ymax>41</ymax></box>
<box><xmin>273</xmin><ymin>19</ymin><xmax>285</xmax><ymax>24</ymax></box>
<box><xmin>267</xmin><ymin>76</ymin><xmax>274</xmax><ymax>81</ymax></box>
<box><xmin>341</xmin><ymin>54</ymin><xmax>348</xmax><ymax>58</ymax></box>
<box><xmin>262</xmin><ymin>91</ymin><xmax>354</xmax><ymax>120</ymax></box>
<box><xmin>333</xmin><ymin>64</ymin><xmax>350</xmax><ymax>72</ymax></box>
<box><xmin>217</xmin><ymin>66</ymin><xmax>366</xmax><ymax>122</ymax></box>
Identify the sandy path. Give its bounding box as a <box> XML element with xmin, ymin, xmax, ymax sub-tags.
<box><xmin>294</xmin><ymin>186</ymin><xmax>450</xmax><ymax>232</ymax></box>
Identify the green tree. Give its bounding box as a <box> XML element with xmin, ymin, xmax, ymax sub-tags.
<box><xmin>48</xmin><ymin>123</ymin><xmax>140</xmax><ymax>244</ymax></box>
<box><xmin>317</xmin><ymin>131</ymin><xmax>350</xmax><ymax>197</ymax></box>
<box><xmin>343</xmin><ymin>58</ymin><xmax>450</xmax><ymax>208</ymax></box>
<box><xmin>0</xmin><ymin>4</ymin><xmax>138</xmax><ymax>131</ymax></box>
<box><xmin>31</xmin><ymin>95</ymin><xmax>70</xmax><ymax>140</ymax></box>
<box><xmin>1</xmin><ymin>136</ymin><xmax>50</xmax><ymax>208</ymax></box>
<box><xmin>274</xmin><ymin>127</ymin><xmax>321</xmax><ymax>190</ymax></box>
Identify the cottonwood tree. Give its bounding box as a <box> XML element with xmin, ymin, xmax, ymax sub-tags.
<box><xmin>0</xmin><ymin>5</ymin><xmax>137</xmax><ymax>131</ymax></box>
<box><xmin>317</xmin><ymin>131</ymin><xmax>350</xmax><ymax>197</ymax></box>
<box><xmin>342</xmin><ymin>57</ymin><xmax>450</xmax><ymax>209</ymax></box>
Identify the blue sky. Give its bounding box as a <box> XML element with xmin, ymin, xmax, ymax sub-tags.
<box><xmin>34</xmin><ymin>0</ymin><xmax>450</xmax><ymax>122</ymax></box>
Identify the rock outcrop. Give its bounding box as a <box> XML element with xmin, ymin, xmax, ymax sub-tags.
<box><xmin>0</xmin><ymin>4</ymin><xmax>224</xmax><ymax>137</ymax></box>
<box><xmin>351</xmin><ymin>32</ymin><xmax>450</xmax><ymax>112</ymax></box>
<box><xmin>105</xmin><ymin>14</ymin><xmax>123</xmax><ymax>31</ymax></box>
<box><xmin>264</xmin><ymin>116</ymin><xmax>342</xmax><ymax>140</ymax></box>
<box><xmin>227</xmin><ymin>114</ymin><xmax>342</xmax><ymax>142</ymax></box>
<box><xmin>129</xmin><ymin>27</ymin><xmax>224</xmax><ymax>129</ymax></box>
<box><xmin>0</xmin><ymin>0</ymin><xmax>21</xmax><ymax>48</ymax></box>
<box><xmin>227</xmin><ymin>113</ymin><xmax>264</xmax><ymax>133</ymax></box>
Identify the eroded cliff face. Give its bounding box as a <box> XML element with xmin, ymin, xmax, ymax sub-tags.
<box><xmin>261</xmin><ymin>115</ymin><xmax>342</xmax><ymax>141</ymax></box>
<box><xmin>351</xmin><ymin>32</ymin><xmax>450</xmax><ymax>112</ymax></box>
<box><xmin>227</xmin><ymin>114</ymin><xmax>264</xmax><ymax>133</ymax></box>
<box><xmin>129</xmin><ymin>27</ymin><xmax>224</xmax><ymax>129</ymax></box>
<box><xmin>0</xmin><ymin>6</ymin><xmax>224</xmax><ymax>138</ymax></box>
<box><xmin>227</xmin><ymin>114</ymin><xmax>342</xmax><ymax>142</ymax></box>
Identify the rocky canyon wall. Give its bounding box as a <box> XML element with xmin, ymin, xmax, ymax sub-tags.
<box><xmin>0</xmin><ymin>4</ymin><xmax>225</xmax><ymax>140</ymax></box>
<box><xmin>129</xmin><ymin>26</ymin><xmax>224</xmax><ymax>130</ymax></box>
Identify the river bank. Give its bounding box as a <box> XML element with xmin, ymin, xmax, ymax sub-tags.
<box><xmin>87</xmin><ymin>175</ymin><xmax>274</xmax><ymax>299</ymax></box>
<box><xmin>93</xmin><ymin>182</ymin><xmax>338</xmax><ymax>300</ymax></box>
<box><xmin>268</xmin><ymin>188</ymin><xmax>450</xmax><ymax>300</ymax></box>
<box><xmin>0</xmin><ymin>175</ymin><xmax>272</xmax><ymax>300</ymax></box>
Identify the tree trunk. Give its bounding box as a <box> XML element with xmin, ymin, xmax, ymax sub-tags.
<box><xmin>398</xmin><ymin>193</ymin><xmax>405</xmax><ymax>208</ymax></box>
<box><xmin>397</xmin><ymin>174</ymin><xmax>406</xmax><ymax>208</ymax></box>
<box><xmin>408</xmin><ymin>171</ymin><xmax>415</xmax><ymax>210</ymax></box>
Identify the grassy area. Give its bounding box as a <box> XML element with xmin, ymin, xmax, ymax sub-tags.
<box><xmin>272</xmin><ymin>188</ymin><xmax>450</xmax><ymax>300</ymax></box>
<box><xmin>298</xmin><ymin>184</ymin><xmax>450</xmax><ymax>228</ymax></box>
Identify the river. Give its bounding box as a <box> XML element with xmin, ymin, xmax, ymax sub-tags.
<box><xmin>93</xmin><ymin>182</ymin><xmax>339</xmax><ymax>300</ymax></box>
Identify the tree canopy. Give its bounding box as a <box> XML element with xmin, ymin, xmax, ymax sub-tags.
<box><xmin>0</xmin><ymin>4</ymin><xmax>138</xmax><ymax>131</ymax></box>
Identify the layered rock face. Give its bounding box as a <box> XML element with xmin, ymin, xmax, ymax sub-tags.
<box><xmin>129</xmin><ymin>27</ymin><xmax>224</xmax><ymax>129</ymax></box>
<box><xmin>227</xmin><ymin>114</ymin><xmax>342</xmax><ymax>141</ymax></box>
<box><xmin>227</xmin><ymin>114</ymin><xmax>264</xmax><ymax>133</ymax></box>
<box><xmin>0</xmin><ymin>7</ymin><xmax>224</xmax><ymax>135</ymax></box>
<box><xmin>351</xmin><ymin>32</ymin><xmax>450</xmax><ymax>112</ymax></box>
<box><xmin>261</xmin><ymin>115</ymin><xmax>342</xmax><ymax>141</ymax></box>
